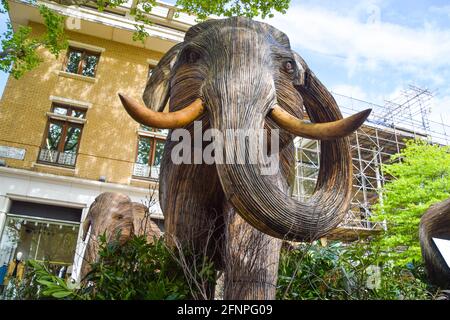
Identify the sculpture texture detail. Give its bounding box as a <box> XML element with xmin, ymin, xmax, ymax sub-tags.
<box><xmin>118</xmin><ymin>17</ymin><xmax>371</xmax><ymax>299</ymax></box>
<box><xmin>80</xmin><ymin>192</ymin><xmax>161</xmax><ymax>280</ymax></box>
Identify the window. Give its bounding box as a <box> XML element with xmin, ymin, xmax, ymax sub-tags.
<box><xmin>148</xmin><ymin>65</ymin><xmax>155</xmax><ymax>79</ymax></box>
<box><xmin>140</xmin><ymin>124</ymin><xmax>169</xmax><ymax>136</ymax></box>
<box><xmin>38</xmin><ymin>103</ymin><xmax>86</xmax><ymax>167</ymax></box>
<box><xmin>133</xmin><ymin>128</ymin><xmax>166</xmax><ymax>180</ymax></box>
<box><xmin>0</xmin><ymin>216</ymin><xmax>80</xmax><ymax>277</ymax></box>
<box><xmin>63</xmin><ymin>46</ymin><xmax>100</xmax><ymax>77</ymax></box>
<box><xmin>51</xmin><ymin>103</ymin><xmax>87</xmax><ymax>119</ymax></box>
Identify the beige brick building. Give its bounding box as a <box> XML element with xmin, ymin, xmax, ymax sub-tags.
<box><xmin>0</xmin><ymin>0</ymin><xmax>194</xmax><ymax>283</ymax></box>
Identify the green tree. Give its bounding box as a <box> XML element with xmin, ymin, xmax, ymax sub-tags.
<box><xmin>372</xmin><ymin>139</ymin><xmax>450</xmax><ymax>266</ymax></box>
<box><xmin>0</xmin><ymin>0</ymin><xmax>290</xmax><ymax>78</ymax></box>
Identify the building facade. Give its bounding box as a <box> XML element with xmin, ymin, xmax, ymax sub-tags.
<box><xmin>0</xmin><ymin>0</ymin><xmax>195</xmax><ymax>283</ymax></box>
<box><xmin>2</xmin><ymin>1</ymin><xmax>448</xmax><ymax>291</ymax></box>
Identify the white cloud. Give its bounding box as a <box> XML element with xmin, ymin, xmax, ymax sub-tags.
<box><xmin>430</xmin><ymin>94</ymin><xmax>450</xmax><ymax>123</ymax></box>
<box><xmin>331</xmin><ymin>84</ymin><xmax>368</xmax><ymax>101</ymax></box>
<box><xmin>429</xmin><ymin>5</ymin><xmax>450</xmax><ymax>18</ymax></box>
<box><xmin>267</xmin><ymin>3</ymin><xmax>450</xmax><ymax>76</ymax></box>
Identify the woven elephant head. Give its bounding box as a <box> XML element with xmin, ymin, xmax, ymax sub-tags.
<box><xmin>119</xmin><ymin>17</ymin><xmax>371</xmax><ymax>241</ymax></box>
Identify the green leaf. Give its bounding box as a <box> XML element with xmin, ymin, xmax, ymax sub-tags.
<box><xmin>52</xmin><ymin>291</ymin><xmax>73</xmax><ymax>299</ymax></box>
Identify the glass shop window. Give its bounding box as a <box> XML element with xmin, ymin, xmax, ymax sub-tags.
<box><xmin>64</xmin><ymin>46</ymin><xmax>100</xmax><ymax>77</ymax></box>
<box><xmin>0</xmin><ymin>216</ymin><xmax>80</xmax><ymax>285</ymax></box>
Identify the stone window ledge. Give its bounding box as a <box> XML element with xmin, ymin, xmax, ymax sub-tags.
<box><xmin>57</xmin><ymin>71</ymin><xmax>98</xmax><ymax>83</ymax></box>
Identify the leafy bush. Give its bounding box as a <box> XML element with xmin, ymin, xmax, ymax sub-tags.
<box><xmin>277</xmin><ymin>241</ymin><xmax>432</xmax><ymax>300</ymax></box>
<box><xmin>24</xmin><ymin>235</ymin><xmax>215</xmax><ymax>300</ymax></box>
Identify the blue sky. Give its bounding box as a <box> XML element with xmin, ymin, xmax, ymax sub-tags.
<box><xmin>265</xmin><ymin>0</ymin><xmax>450</xmax><ymax>126</ymax></box>
<box><xmin>1</xmin><ymin>0</ymin><xmax>449</xmax><ymax>125</ymax></box>
<box><xmin>0</xmin><ymin>9</ymin><xmax>9</xmax><ymax>98</ymax></box>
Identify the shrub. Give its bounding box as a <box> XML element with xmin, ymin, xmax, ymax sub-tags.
<box><xmin>23</xmin><ymin>235</ymin><xmax>215</xmax><ymax>300</ymax></box>
<box><xmin>277</xmin><ymin>240</ymin><xmax>432</xmax><ymax>300</ymax></box>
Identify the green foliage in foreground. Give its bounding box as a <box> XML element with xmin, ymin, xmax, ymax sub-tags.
<box><xmin>6</xmin><ymin>236</ymin><xmax>436</xmax><ymax>300</ymax></box>
<box><xmin>372</xmin><ymin>140</ymin><xmax>450</xmax><ymax>266</ymax></box>
<box><xmin>277</xmin><ymin>241</ymin><xmax>432</xmax><ymax>300</ymax></box>
<box><xmin>19</xmin><ymin>235</ymin><xmax>213</xmax><ymax>300</ymax></box>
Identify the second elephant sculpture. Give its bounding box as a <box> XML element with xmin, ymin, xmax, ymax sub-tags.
<box><xmin>419</xmin><ymin>198</ymin><xmax>450</xmax><ymax>288</ymax></box>
<box><xmin>80</xmin><ymin>192</ymin><xmax>161</xmax><ymax>280</ymax></box>
<box><xmin>119</xmin><ymin>17</ymin><xmax>371</xmax><ymax>299</ymax></box>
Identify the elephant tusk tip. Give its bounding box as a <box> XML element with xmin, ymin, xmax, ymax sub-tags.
<box><xmin>118</xmin><ymin>93</ymin><xmax>139</xmax><ymax>113</ymax></box>
<box><xmin>362</xmin><ymin>108</ymin><xmax>372</xmax><ymax>118</ymax></box>
<box><xmin>118</xmin><ymin>93</ymin><xmax>128</xmax><ymax>104</ymax></box>
<box><xmin>355</xmin><ymin>108</ymin><xmax>372</xmax><ymax>124</ymax></box>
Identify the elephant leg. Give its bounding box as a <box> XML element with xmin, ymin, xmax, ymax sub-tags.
<box><xmin>161</xmin><ymin>159</ymin><xmax>225</xmax><ymax>299</ymax></box>
<box><xmin>222</xmin><ymin>201</ymin><xmax>282</xmax><ymax>300</ymax></box>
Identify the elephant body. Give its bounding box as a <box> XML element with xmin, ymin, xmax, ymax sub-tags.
<box><xmin>419</xmin><ymin>198</ymin><xmax>450</xmax><ymax>288</ymax></box>
<box><xmin>119</xmin><ymin>17</ymin><xmax>370</xmax><ymax>299</ymax></box>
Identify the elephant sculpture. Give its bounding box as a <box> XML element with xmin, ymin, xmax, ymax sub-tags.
<box><xmin>80</xmin><ymin>192</ymin><xmax>161</xmax><ymax>280</ymax></box>
<box><xmin>419</xmin><ymin>198</ymin><xmax>450</xmax><ymax>288</ymax></box>
<box><xmin>119</xmin><ymin>17</ymin><xmax>371</xmax><ymax>299</ymax></box>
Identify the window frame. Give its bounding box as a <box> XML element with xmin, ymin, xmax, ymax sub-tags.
<box><xmin>62</xmin><ymin>46</ymin><xmax>101</xmax><ymax>78</ymax></box>
<box><xmin>38</xmin><ymin>103</ymin><xmax>86</xmax><ymax>168</ymax></box>
<box><xmin>51</xmin><ymin>103</ymin><xmax>87</xmax><ymax>119</ymax></box>
<box><xmin>135</xmin><ymin>135</ymin><xmax>165</xmax><ymax>168</ymax></box>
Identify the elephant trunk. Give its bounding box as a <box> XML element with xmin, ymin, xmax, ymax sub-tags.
<box><xmin>203</xmin><ymin>59</ymin><xmax>352</xmax><ymax>241</ymax></box>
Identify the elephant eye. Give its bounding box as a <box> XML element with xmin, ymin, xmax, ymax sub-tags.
<box><xmin>284</xmin><ymin>61</ymin><xmax>295</xmax><ymax>74</ymax></box>
<box><xmin>187</xmin><ymin>50</ymin><xmax>200</xmax><ymax>64</ymax></box>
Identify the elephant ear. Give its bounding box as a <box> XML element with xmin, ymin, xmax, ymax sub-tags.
<box><xmin>292</xmin><ymin>51</ymin><xmax>344</xmax><ymax>122</ymax></box>
<box><xmin>142</xmin><ymin>43</ymin><xmax>184</xmax><ymax>112</ymax></box>
<box><xmin>82</xmin><ymin>216</ymin><xmax>91</xmax><ymax>242</ymax></box>
<box><xmin>82</xmin><ymin>199</ymin><xmax>97</xmax><ymax>241</ymax></box>
<box><xmin>292</xmin><ymin>49</ymin><xmax>353</xmax><ymax>221</ymax></box>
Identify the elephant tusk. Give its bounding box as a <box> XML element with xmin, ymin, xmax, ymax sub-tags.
<box><xmin>118</xmin><ymin>93</ymin><xmax>205</xmax><ymax>129</ymax></box>
<box><xmin>269</xmin><ymin>105</ymin><xmax>372</xmax><ymax>140</ymax></box>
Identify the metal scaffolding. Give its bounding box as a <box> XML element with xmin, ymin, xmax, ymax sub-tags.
<box><xmin>292</xmin><ymin>86</ymin><xmax>450</xmax><ymax>241</ymax></box>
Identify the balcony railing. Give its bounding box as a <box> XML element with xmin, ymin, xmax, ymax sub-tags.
<box><xmin>133</xmin><ymin>163</ymin><xmax>160</xmax><ymax>180</ymax></box>
<box><xmin>38</xmin><ymin>149</ymin><xmax>77</xmax><ymax>167</ymax></box>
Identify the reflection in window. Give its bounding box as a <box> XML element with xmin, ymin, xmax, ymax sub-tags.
<box><xmin>38</xmin><ymin>103</ymin><xmax>86</xmax><ymax>167</ymax></box>
<box><xmin>53</xmin><ymin>107</ymin><xmax>68</xmax><ymax>115</ymax></box>
<box><xmin>136</xmin><ymin>136</ymin><xmax>152</xmax><ymax>165</ymax></box>
<box><xmin>82</xmin><ymin>55</ymin><xmax>99</xmax><ymax>77</ymax></box>
<box><xmin>64</xmin><ymin>47</ymin><xmax>100</xmax><ymax>77</ymax></box>
<box><xmin>153</xmin><ymin>140</ymin><xmax>165</xmax><ymax>167</ymax></box>
<box><xmin>51</xmin><ymin>104</ymin><xmax>86</xmax><ymax>119</ymax></box>
<box><xmin>0</xmin><ymin>216</ymin><xmax>79</xmax><ymax>268</ymax></box>
<box><xmin>71</xmin><ymin>109</ymin><xmax>86</xmax><ymax>118</ymax></box>
<box><xmin>65</xmin><ymin>50</ymin><xmax>82</xmax><ymax>74</ymax></box>
<box><xmin>45</xmin><ymin>123</ymin><xmax>63</xmax><ymax>150</ymax></box>
<box><xmin>64</xmin><ymin>126</ymin><xmax>81</xmax><ymax>152</ymax></box>
<box><xmin>133</xmin><ymin>135</ymin><xmax>165</xmax><ymax>180</ymax></box>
